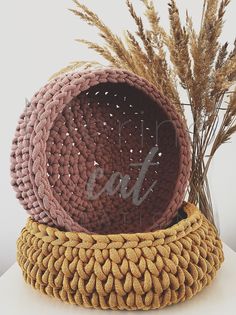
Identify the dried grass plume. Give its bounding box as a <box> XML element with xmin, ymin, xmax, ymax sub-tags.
<box><xmin>54</xmin><ymin>0</ymin><xmax>236</xmax><ymax>227</ymax></box>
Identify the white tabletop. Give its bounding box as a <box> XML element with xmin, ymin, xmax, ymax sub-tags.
<box><xmin>0</xmin><ymin>243</ymin><xmax>235</xmax><ymax>314</ymax></box>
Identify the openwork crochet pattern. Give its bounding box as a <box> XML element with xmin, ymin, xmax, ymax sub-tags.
<box><xmin>11</xmin><ymin>68</ymin><xmax>191</xmax><ymax>234</ymax></box>
<box><xmin>17</xmin><ymin>203</ymin><xmax>223</xmax><ymax>311</ymax></box>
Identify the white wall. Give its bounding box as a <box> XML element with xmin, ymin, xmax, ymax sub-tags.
<box><xmin>0</xmin><ymin>0</ymin><xmax>235</xmax><ymax>276</ymax></box>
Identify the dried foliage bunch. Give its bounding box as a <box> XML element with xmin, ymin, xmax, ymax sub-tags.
<box><xmin>55</xmin><ymin>0</ymin><xmax>236</xmax><ymax>226</ymax></box>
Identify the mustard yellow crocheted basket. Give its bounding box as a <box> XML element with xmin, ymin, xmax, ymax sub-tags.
<box><xmin>17</xmin><ymin>203</ymin><xmax>224</xmax><ymax>311</ymax></box>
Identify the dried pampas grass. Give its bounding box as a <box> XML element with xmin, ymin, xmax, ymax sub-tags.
<box><xmin>54</xmin><ymin>0</ymin><xmax>236</xmax><ymax>227</ymax></box>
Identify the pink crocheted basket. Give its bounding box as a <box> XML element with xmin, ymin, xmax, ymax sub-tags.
<box><xmin>11</xmin><ymin>68</ymin><xmax>191</xmax><ymax>234</ymax></box>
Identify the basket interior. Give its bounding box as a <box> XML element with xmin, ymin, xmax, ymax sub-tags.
<box><xmin>46</xmin><ymin>82</ymin><xmax>180</xmax><ymax>234</ymax></box>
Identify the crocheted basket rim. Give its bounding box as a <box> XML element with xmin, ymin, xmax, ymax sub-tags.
<box><xmin>11</xmin><ymin>68</ymin><xmax>191</xmax><ymax>234</ymax></box>
<box><xmin>24</xmin><ymin>202</ymin><xmax>199</xmax><ymax>243</ymax></box>
<box><xmin>17</xmin><ymin>202</ymin><xmax>224</xmax><ymax>311</ymax></box>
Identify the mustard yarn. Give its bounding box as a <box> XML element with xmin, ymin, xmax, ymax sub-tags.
<box><xmin>17</xmin><ymin>203</ymin><xmax>224</xmax><ymax>311</ymax></box>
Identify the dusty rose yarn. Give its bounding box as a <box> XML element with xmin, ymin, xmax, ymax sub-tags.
<box><xmin>11</xmin><ymin>68</ymin><xmax>191</xmax><ymax>234</ymax></box>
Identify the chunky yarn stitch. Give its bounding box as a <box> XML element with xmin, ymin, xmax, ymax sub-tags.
<box><xmin>17</xmin><ymin>203</ymin><xmax>224</xmax><ymax>311</ymax></box>
<box><xmin>11</xmin><ymin>68</ymin><xmax>191</xmax><ymax>234</ymax></box>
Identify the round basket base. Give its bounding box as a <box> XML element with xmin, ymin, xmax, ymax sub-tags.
<box><xmin>17</xmin><ymin>203</ymin><xmax>224</xmax><ymax>311</ymax></box>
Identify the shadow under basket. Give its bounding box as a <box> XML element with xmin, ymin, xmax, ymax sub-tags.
<box><xmin>17</xmin><ymin>203</ymin><xmax>224</xmax><ymax>311</ymax></box>
<box><xmin>11</xmin><ymin>68</ymin><xmax>190</xmax><ymax>234</ymax></box>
